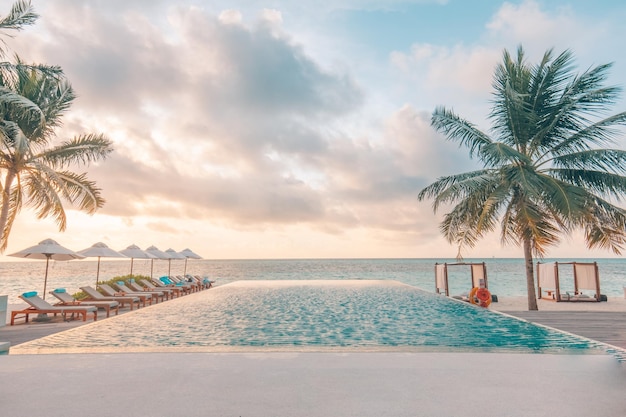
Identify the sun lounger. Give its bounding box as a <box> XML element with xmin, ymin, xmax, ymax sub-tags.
<box><xmin>97</xmin><ymin>284</ymin><xmax>152</xmax><ymax>306</ymax></box>
<box><xmin>11</xmin><ymin>292</ymin><xmax>97</xmax><ymax>325</ymax></box>
<box><xmin>80</xmin><ymin>286</ymin><xmax>142</xmax><ymax>310</ymax></box>
<box><xmin>189</xmin><ymin>275</ymin><xmax>212</xmax><ymax>290</ymax></box>
<box><xmin>152</xmin><ymin>277</ymin><xmax>192</xmax><ymax>295</ymax></box>
<box><xmin>49</xmin><ymin>288</ymin><xmax>120</xmax><ymax>318</ymax></box>
<box><xmin>165</xmin><ymin>276</ymin><xmax>195</xmax><ymax>292</ymax></box>
<box><xmin>175</xmin><ymin>275</ymin><xmax>201</xmax><ymax>292</ymax></box>
<box><xmin>126</xmin><ymin>280</ymin><xmax>172</xmax><ymax>300</ymax></box>
<box><xmin>113</xmin><ymin>281</ymin><xmax>166</xmax><ymax>303</ymax></box>
<box><xmin>184</xmin><ymin>275</ymin><xmax>205</xmax><ymax>290</ymax></box>
<box><xmin>140</xmin><ymin>279</ymin><xmax>183</xmax><ymax>298</ymax></box>
<box><xmin>191</xmin><ymin>275</ymin><xmax>214</xmax><ymax>289</ymax></box>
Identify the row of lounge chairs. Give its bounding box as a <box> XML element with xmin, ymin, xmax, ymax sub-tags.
<box><xmin>11</xmin><ymin>292</ymin><xmax>99</xmax><ymax>325</ymax></box>
<box><xmin>10</xmin><ymin>275</ymin><xmax>213</xmax><ymax>325</ymax></box>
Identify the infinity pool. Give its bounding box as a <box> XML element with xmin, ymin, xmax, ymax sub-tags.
<box><xmin>10</xmin><ymin>280</ymin><xmax>610</xmax><ymax>354</ymax></box>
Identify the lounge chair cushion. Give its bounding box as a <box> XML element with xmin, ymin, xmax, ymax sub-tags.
<box><xmin>53</xmin><ymin>288</ymin><xmax>66</xmax><ymax>293</ymax></box>
<box><xmin>22</xmin><ymin>291</ymin><xmax>37</xmax><ymax>298</ymax></box>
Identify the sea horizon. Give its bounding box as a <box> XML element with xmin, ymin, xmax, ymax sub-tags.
<box><xmin>2</xmin><ymin>257</ymin><xmax>625</xmax><ymax>304</ymax></box>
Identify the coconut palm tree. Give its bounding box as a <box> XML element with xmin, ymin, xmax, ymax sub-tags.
<box><xmin>418</xmin><ymin>46</ymin><xmax>626</xmax><ymax>310</ymax></box>
<box><xmin>0</xmin><ymin>61</ymin><xmax>113</xmax><ymax>252</ymax></box>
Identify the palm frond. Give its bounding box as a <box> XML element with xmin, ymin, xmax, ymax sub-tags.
<box><xmin>431</xmin><ymin>106</ymin><xmax>492</xmax><ymax>157</ymax></box>
<box><xmin>478</xmin><ymin>141</ymin><xmax>530</xmax><ymax>167</ymax></box>
<box><xmin>0</xmin><ymin>60</ymin><xmax>63</xmax><ymax>83</ymax></box>
<box><xmin>20</xmin><ymin>167</ymin><xmax>67</xmax><ymax>230</ymax></box>
<box><xmin>582</xmin><ymin>198</ymin><xmax>626</xmax><ymax>254</ymax></box>
<box><xmin>535</xmin><ymin>66</ymin><xmax>623</xmax><ymax>153</ymax></box>
<box><xmin>552</xmin><ymin>169</ymin><xmax>626</xmax><ymax>199</ymax></box>
<box><xmin>0</xmin><ymin>0</ymin><xmax>37</xmax><ymax>31</ymax></box>
<box><xmin>0</xmin><ymin>86</ymin><xmax>44</xmax><ymax>125</ymax></box>
<box><xmin>0</xmin><ymin>1</ymin><xmax>38</xmax><ymax>60</ymax></box>
<box><xmin>548</xmin><ymin>112</ymin><xmax>626</xmax><ymax>159</ymax></box>
<box><xmin>54</xmin><ymin>170</ymin><xmax>105</xmax><ymax>213</ymax></box>
<box><xmin>551</xmin><ymin>146</ymin><xmax>626</xmax><ymax>172</ymax></box>
<box><xmin>37</xmin><ymin>134</ymin><xmax>113</xmax><ymax>167</ymax></box>
<box><xmin>418</xmin><ymin>169</ymin><xmax>496</xmax><ymax>210</ymax></box>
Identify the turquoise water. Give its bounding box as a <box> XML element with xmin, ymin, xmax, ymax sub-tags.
<box><xmin>1</xmin><ymin>257</ymin><xmax>626</xmax><ymax>303</ymax></box>
<box><xmin>11</xmin><ymin>281</ymin><xmax>608</xmax><ymax>355</ymax></box>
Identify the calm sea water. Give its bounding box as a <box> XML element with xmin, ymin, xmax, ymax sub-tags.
<box><xmin>1</xmin><ymin>257</ymin><xmax>625</xmax><ymax>303</ymax></box>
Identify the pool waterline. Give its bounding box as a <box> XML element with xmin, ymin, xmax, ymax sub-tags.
<box><xmin>7</xmin><ymin>280</ymin><xmax>618</xmax><ymax>356</ymax></box>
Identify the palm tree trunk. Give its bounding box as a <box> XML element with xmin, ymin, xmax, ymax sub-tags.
<box><xmin>523</xmin><ymin>237</ymin><xmax>538</xmax><ymax>310</ymax></box>
<box><xmin>0</xmin><ymin>171</ymin><xmax>16</xmax><ymax>251</ymax></box>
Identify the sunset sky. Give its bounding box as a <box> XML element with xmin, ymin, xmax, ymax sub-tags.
<box><xmin>2</xmin><ymin>0</ymin><xmax>626</xmax><ymax>260</ymax></box>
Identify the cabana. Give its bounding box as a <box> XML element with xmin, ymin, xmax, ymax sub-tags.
<box><xmin>536</xmin><ymin>261</ymin><xmax>605</xmax><ymax>302</ymax></box>
<box><xmin>435</xmin><ymin>262</ymin><xmax>490</xmax><ymax>297</ymax></box>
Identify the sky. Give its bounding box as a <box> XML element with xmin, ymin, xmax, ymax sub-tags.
<box><xmin>2</xmin><ymin>0</ymin><xmax>626</xmax><ymax>260</ymax></box>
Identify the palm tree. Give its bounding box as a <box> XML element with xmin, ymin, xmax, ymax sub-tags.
<box><xmin>0</xmin><ymin>61</ymin><xmax>113</xmax><ymax>252</ymax></box>
<box><xmin>418</xmin><ymin>46</ymin><xmax>626</xmax><ymax>310</ymax></box>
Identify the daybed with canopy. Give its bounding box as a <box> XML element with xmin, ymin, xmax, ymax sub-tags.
<box><xmin>536</xmin><ymin>261</ymin><xmax>606</xmax><ymax>302</ymax></box>
<box><xmin>435</xmin><ymin>262</ymin><xmax>496</xmax><ymax>302</ymax></box>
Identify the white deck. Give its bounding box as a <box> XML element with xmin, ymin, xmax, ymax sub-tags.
<box><xmin>1</xmin><ymin>352</ymin><xmax>625</xmax><ymax>416</ymax></box>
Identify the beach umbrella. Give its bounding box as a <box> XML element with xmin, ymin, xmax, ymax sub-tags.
<box><xmin>119</xmin><ymin>244</ymin><xmax>156</xmax><ymax>277</ymax></box>
<box><xmin>179</xmin><ymin>248</ymin><xmax>202</xmax><ymax>276</ymax></box>
<box><xmin>164</xmin><ymin>248</ymin><xmax>186</xmax><ymax>277</ymax></box>
<box><xmin>145</xmin><ymin>245</ymin><xmax>169</xmax><ymax>278</ymax></box>
<box><xmin>8</xmin><ymin>238</ymin><xmax>85</xmax><ymax>300</ymax></box>
<box><xmin>77</xmin><ymin>242</ymin><xmax>127</xmax><ymax>288</ymax></box>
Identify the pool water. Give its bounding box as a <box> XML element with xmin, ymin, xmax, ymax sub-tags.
<box><xmin>10</xmin><ymin>280</ymin><xmax>610</xmax><ymax>354</ymax></box>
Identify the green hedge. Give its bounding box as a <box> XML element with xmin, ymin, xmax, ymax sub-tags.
<box><xmin>72</xmin><ymin>274</ymin><xmax>152</xmax><ymax>300</ymax></box>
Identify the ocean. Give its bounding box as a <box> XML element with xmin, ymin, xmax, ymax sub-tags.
<box><xmin>1</xmin><ymin>257</ymin><xmax>625</xmax><ymax>303</ymax></box>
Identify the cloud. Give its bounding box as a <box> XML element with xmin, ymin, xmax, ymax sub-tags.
<box><xmin>485</xmin><ymin>0</ymin><xmax>577</xmax><ymax>49</ymax></box>
<box><xmin>9</xmin><ymin>3</ymin><xmax>370</xmax><ymax>227</ymax></box>
<box><xmin>4</xmin><ymin>0</ymin><xmax>626</xmax><ymax>259</ymax></box>
<box><xmin>390</xmin><ymin>43</ymin><xmax>500</xmax><ymax>98</ymax></box>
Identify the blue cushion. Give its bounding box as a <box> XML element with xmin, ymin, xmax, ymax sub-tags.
<box><xmin>22</xmin><ymin>291</ymin><xmax>37</xmax><ymax>298</ymax></box>
<box><xmin>129</xmin><ymin>278</ymin><xmax>135</xmax><ymax>283</ymax></box>
<box><xmin>117</xmin><ymin>281</ymin><xmax>125</xmax><ymax>286</ymax></box>
<box><xmin>175</xmin><ymin>282</ymin><xmax>184</xmax><ymax>286</ymax></box>
<box><xmin>160</xmin><ymin>276</ymin><xmax>172</xmax><ymax>285</ymax></box>
<box><xmin>53</xmin><ymin>288</ymin><xmax>66</xmax><ymax>293</ymax></box>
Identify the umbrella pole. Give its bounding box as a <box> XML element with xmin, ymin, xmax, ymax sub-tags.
<box><xmin>151</xmin><ymin>259</ymin><xmax>154</xmax><ymax>279</ymax></box>
<box><xmin>96</xmin><ymin>257</ymin><xmax>101</xmax><ymax>288</ymax></box>
<box><xmin>168</xmin><ymin>259</ymin><xmax>171</xmax><ymax>277</ymax></box>
<box><xmin>42</xmin><ymin>256</ymin><xmax>50</xmax><ymax>300</ymax></box>
<box><xmin>35</xmin><ymin>256</ymin><xmax>52</xmax><ymax>322</ymax></box>
<box><xmin>184</xmin><ymin>258</ymin><xmax>188</xmax><ymax>276</ymax></box>
<box><xmin>130</xmin><ymin>258</ymin><xmax>134</xmax><ymax>277</ymax></box>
